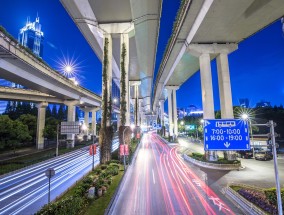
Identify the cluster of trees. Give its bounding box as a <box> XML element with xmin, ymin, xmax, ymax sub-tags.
<box><xmin>0</xmin><ymin>115</ymin><xmax>33</xmax><ymax>152</ymax></box>
<box><xmin>179</xmin><ymin>106</ymin><xmax>284</xmax><ymax>139</ymax></box>
<box><xmin>1</xmin><ymin>102</ymin><xmax>71</xmax><ymax>151</ymax></box>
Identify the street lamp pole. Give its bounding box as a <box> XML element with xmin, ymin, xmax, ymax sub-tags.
<box><xmin>92</xmin><ymin>128</ymin><xmax>95</xmax><ymax>171</ymax></box>
<box><xmin>249</xmin><ymin>120</ymin><xmax>255</xmax><ymax>158</ymax></box>
<box><xmin>56</xmin><ymin>124</ymin><xmax>59</xmax><ymax>157</ymax></box>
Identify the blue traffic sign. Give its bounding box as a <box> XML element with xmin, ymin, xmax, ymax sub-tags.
<box><xmin>203</xmin><ymin>119</ymin><xmax>250</xmax><ymax>151</ymax></box>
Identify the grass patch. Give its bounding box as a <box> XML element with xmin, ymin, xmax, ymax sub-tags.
<box><xmin>230</xmin><ymin>185</ymin><xmax>243</xmax><ymax>192</ymax></box>
<box><xmin>188</xmin><ymin>152</ymin><xmax>241</xmax><ymax>164</ymax></box>
<box><xmin>84</xmin><ymin>167</ymin><xmax>124</xmax><ymax>215</ymax></box>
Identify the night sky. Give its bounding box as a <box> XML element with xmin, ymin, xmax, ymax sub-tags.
<box><xmin>0</xmin><ymin>0</ymin><xmax>283</xmax><ymax>111</ymax></box>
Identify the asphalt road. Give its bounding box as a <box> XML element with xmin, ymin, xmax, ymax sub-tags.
<box><xmin>0</xmin><ymin>139</ymin><xmax>119</xmax><ymax>215</ymax></box>
<box><xmin>110</xmin><ymin>132</ymin><xmax>240</xmax><ymax>215</ymax></box>
<box><xmin>178</xmin><ymin>136</ymin><xmax>284</xmax><ymax>189</ymax></box>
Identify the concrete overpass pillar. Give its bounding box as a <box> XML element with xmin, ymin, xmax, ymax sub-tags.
<box><xmin>82</xmin><ymin>108</ymin><xmax>92</xmax><ymax>135</ymax></box>
<box><xmin>116</xmin><ymin>113</ymin><xmax>120</xmax><ymax>130</ymax></box>
<box><xmin>139</xmin><ymin>98</ymin><xmax>143</xmax><ymax>127</ymax></box>
<box><xmin>104</xmin><ymin>34</ymin><xmax>113</xmax><ymax>127</ymax></box>
<box><xmin>130</xmin><ymin>81</ymin><xmax>141</xmax><ymax>127</ymax></box>
<box><xmin>120</xmin><ymin>34</ymin><xmax>130</xmax><ymax>126</ymax></box>
<box><xmin>172</xmin><ymin>88</ymin><xmax>178</xmax><ymax>137</ymax></box>
<box><xmin>166</xmin><ymin>87</ymin><xmax>174</xmax><ymax>139</ymax></box>
<box><xmin>159</xmin><ymin>100</ymin><xmax>165</xmax><ymax>126</ymax></box>
<box><xmin>217</xmin><ymin>49</ymin><xmax>238</xmax><ymax>161</ymax></box>
<box><xmin>217</xmin><ymin>53</ymin><xmax>234</xmax><ymax>118</ymax></box>
<box><xmin>91</xmin><ymin>108</ymin><xmax>99</xmax><ymax>136</ymax></box>
<box><xmin>199</xmin><ymin>53</ymin><xmax>215</xmax><ymax>119</ymax></box>
<box><xmin>36</xmin><ymin>102</ymin><xmax>48</xmax><ymax>150</ymax></box>
<box><xmin>65</xmin><ymin>101</ymin><xmax>76</xmax><ymax>148</ymax></box>
<box><xmin>188</xmin><ymin>43</ymin><xmax>238</xmax><ymax>161</ymax></box>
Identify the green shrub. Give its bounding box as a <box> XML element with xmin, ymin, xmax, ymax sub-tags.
<box><xmin>112</xmin><ymin>167</ymin><xmax>119</xmax><ymax>175</ymax></box>
<box><xmin>110</xmin><ymin>160</ymin><xmax>120</xmax><ymax>164</ymax></box>
<box><xmin>99</xmin><ymin>171</ymin><xmax>107</xmax><ymax>178</ymax></box>
<box><xmin>74</xmin><ymin>185</ymin><xmax>86</xmax><ymax>197</ymax></box>
<box><xmin>110</xmin><ymin>164</ymin><xmax>120</xmax><ymax>169</ymax></box>
<box><xmin>264</xmin><ymin>188</ymin><xmax>284</xmax><ymax>207</ymax></box>
<box><xmin>36</xmin><ymin>196</ymin><xmax>87</xmax><ymax>215</ymax></box>
<box><xmin>100</xmin><ymin>165</ymin><xmax>107</xmax><ymax>170</ymax></box>
<box><xmin>94</xmin><ymin>169</ymin><xmax>102</xmax><ymax>175</ymax></box>
<box><xmin>190</xmin><ymin>152</ymin><xmax>205</xmax><ymax>161</ymax></box>
<box><xmin>216</xmin><ymin>158</ymin><xmax>240</xmax><ymax>164</ymax></box>
<box><xmin>82</xmin><ymin>177</ymin><xmax>92</xmax><ymax>185</ymax></box>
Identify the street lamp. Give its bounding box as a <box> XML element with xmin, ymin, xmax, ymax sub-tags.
<box><xmin>241</xmin><ymin>113</ymin><xmax>254</xmax><ymax>157</ymax></box>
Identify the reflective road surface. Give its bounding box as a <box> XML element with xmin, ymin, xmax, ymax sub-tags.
<box><xmin>110</xmin><ymin>133</ymin><xmax>240</xmax><ymax>215</ymax></box>
<box><xmin>0</xmin><ymin>139</ymin><xmax>119</xmax><ymax>215</ymax></box>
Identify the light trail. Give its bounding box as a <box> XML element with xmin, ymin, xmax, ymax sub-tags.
<box><xmin>0</xmin><ymin>139</ymin><xmax>118</xmax><ymax>215</ymax></box>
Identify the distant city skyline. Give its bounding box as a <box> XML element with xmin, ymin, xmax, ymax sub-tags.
<box><xmin>0</xmin><ymin>1</ymin><xmax>283</xmax><ymax>114</ymax></box>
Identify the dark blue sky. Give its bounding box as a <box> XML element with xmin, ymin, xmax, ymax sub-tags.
<box><xmin>0</xmin><ymin>1</ymin><xmax>283</xmax><ymax>111</ymax></box>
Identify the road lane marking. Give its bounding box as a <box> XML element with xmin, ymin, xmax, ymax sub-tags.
<box><xmin>152</xmin><ymin>169</ymin><xmax>155</xmax><ymax>184</ymax></box>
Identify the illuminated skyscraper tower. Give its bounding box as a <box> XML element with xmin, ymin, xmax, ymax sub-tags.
<box><xmin>18</xmin><ymin>15</ymin><xmax>44</xmax><ymax>57</ymax></box>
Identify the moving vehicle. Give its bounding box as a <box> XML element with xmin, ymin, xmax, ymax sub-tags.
<box><xmin>255</xmin><ymin>151</ymin><xmax>273</xmax><ymax>161</ymax></box>
<box><xmin>237</xmin><ymin>150</ymin><xmax>253</xmax><ymax>159</ymax></box>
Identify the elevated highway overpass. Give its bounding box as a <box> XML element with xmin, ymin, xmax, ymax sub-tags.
<box><xmin>0</xmin><ymin>86</ymin><xmax>120</xmax><ymax>149</ymax></box>
<box><xmin>153</xmin><ymin>0</ymin><xmax>284</xmax><ymax>146</ymax></box>
<box><xmin>0</xmin><ymin>31</ymin><xmax>101</xmax><ymax>108</ymax></box>
<box><xmin>60</xmin><ymin>0</ymin><xmax>162</xmax><ymax>125</ymax></box>
<box><xmin>0</xmin><ymin>31</ymin><xmax>105</xmax><ymax>149</ymax></box>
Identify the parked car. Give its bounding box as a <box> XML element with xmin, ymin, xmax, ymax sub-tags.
<box><xmin>255</xmin><ymin>151</ymin><xmax>273</xmax><ymax>161</ymax></box>
<box><xmin>237</xmin><ymin>150</ymin><xmax>253</xmax><ymax>159</ymax></box>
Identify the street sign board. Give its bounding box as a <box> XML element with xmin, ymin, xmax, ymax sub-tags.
<box><xmin>60</xmin><ymin>122</ymin><xmax>80</xmax><ymax>134</ymax></box>
<box><xmin>45</xmin><ymin>168</ymin><xmax>55</xmax><ymax>178</ymax></box>
<box><xmin>120</xmin><ymin>145</ymin><xmax>129</xmax><ymax>156</ymax></box>
<box><xmin>89</xmin><ymin>145</ymin><xmax>97</xmax><ymax>155</ymax></box>
<box><xmin>185</xmin><ymin>125</ymin><xmax>195</xmax><ymax>131</ymax></box>
<box><xmin>203</xmin><ymin>119</ymin><xmax>250</xmax><ymax>150</ymax></box>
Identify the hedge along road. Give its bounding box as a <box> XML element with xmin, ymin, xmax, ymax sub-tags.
<box><xmin>0</xmin><ymin>139</ymin><xmax>119</xmax><ymax>215</ymax></box>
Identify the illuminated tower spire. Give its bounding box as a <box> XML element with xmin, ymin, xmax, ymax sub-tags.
<box><xmin>18</xmin><ymin>15</ymin><xmax>44</xmax><ymax>58</ymax></box>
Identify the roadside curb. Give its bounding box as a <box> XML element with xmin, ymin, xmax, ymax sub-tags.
<box><xmin>104</xmin><ymin>136</ymin><xmax>143</xmax><ymax>215</ymax></box>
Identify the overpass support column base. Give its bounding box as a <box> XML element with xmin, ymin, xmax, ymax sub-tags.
<box><xmin>166</xmin><ymin>86</ymin><xmax>179</xmax><ymax>141</ymax></box>
<box><xmin>206</xmin><ymin>151</ymin><xmax>218</xmax><ymax>161</ymax></box>
<box><xmin>167</xmin><ymin>88</ymin><xmax>173</xmax><ymax>139</ymax></box>
<box><xmin>66</xmin><ymin>102</ymin><xmax>76</xmax><ymax>148</ymax></box>
<box><xmin>36</xmin><ymin>102</ymin><xmax>48</xmax><ymax>150</ymax></box>
<box><xmin>198</xmin><ymin>52</ymin><xmax>215</xmax><ymax>160</ymax></box>
<box><xmin>92</xmin><ymin>108</ymin><xmax>98</xmax><ymax>136</ymax></box>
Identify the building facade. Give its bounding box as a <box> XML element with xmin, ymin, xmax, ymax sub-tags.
<box><xmin>18</xmin><ymin>16</ymin><xmax>44</xmax><ymax>58</ymax></box>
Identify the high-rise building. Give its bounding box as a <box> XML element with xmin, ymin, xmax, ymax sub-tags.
<box><xmin>0</xmin><ymin>16</ymin><xmax>44</xmax><ymax>114</ymax></box>
<box><xmin>18</xmin><ymin>15</ymin><xmax>44</xmax><ymax>58</ymax></box>
<box><xmin>256</xmin><ymin>100</ymin><xmax>271</xmax><ymax>108</ymax></box>
<box><xmin>239</xmin><ymin>98</ymin><xmax>250</xmax><ymax>108</ymax></box>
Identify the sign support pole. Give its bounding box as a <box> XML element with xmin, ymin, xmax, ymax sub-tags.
<box><xmin>269</xmin><ymin>120</ymin><xmax>283</xmax><ymax>215</ymax></box>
